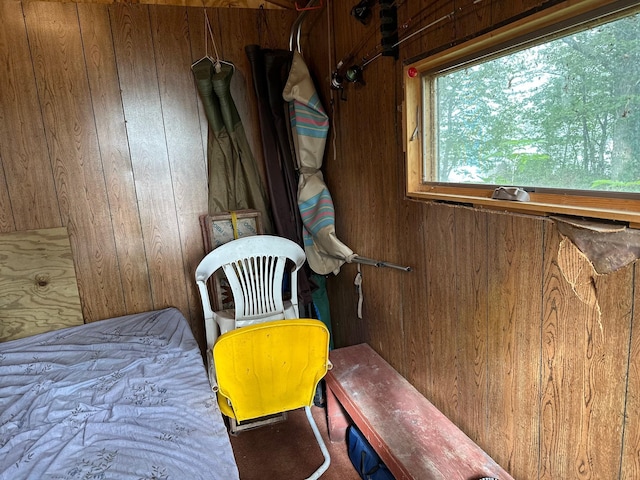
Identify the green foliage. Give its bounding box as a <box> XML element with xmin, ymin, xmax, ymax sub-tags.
<box><xmin>591</xmin><ymin>179</ymin><xmax>640</xmax><ymax>192</ymax></box>
<box><xmin>435</xmin><ymin>11</ymin><xmax>640</xmax><ymax>193</ymax></box>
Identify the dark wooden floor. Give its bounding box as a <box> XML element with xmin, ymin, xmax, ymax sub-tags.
<box><xmin>229</xmin><ymin>406</ymin><xmax>361</xmax><ymax>480</ymax></box>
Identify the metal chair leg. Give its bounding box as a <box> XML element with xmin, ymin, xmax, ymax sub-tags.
<box><xmin>304</xmin><ymin>406</ymin><xmax>330</xmax><ymax>480</ymax></box>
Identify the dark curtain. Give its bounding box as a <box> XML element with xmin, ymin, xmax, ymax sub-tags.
<box><xmin>245</xmin><ymin>45</ymin><xmax>313</xmax><ymax>308</ymax></box>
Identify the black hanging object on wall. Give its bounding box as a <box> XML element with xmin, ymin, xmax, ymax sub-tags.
<box><xmin>345</xmin><ymin>64</ymin><xmax>364</xmax><ymax>84</ymax></box>
<box><xmin>351</xmin><ymin>0</ymin><xmax>373</xmax><ymax>25</ymax></box>
<box><xmin>379</xmin><ymin>0</ymin><xmax>398</xmax><ymax>59</ymax></box>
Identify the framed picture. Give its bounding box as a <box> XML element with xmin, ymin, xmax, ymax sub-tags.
<box><xmin>199</xmin><ymin>210</ymin><xmax>263</xmax><ymax>311</ymax></box>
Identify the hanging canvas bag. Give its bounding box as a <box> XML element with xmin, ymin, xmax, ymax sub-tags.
<box><xmin>347</xmin><ymin>425</ymin><xmax>395</xmax><ymax>480</ymax></box>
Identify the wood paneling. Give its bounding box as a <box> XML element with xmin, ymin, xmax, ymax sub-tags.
<box><xmin>403</xmin><ymin>201</ymin><xmax>431</xmax><ymax>395</ymax></box>
<box><xmin>150</xmin><ymin>5</ymin><xmax>209</xmax><ymax>341</ymax></box>
<box><xmin>0</xmin><ymin>164</ymin><xmax>12</xmax><ymax>232</ymax></box>
<box><xmin>454</xmin><ymin>206</ymin><xmax>489</xmax><ymax>446</ymax></box>
<box><xmin>486</xmin><ymin>212</ymin><xmax>543</xmax><ymax>478</ymax></box>
<box><xmin>24</xmin><ymin>1</ymin><xmax>125</xmax><ymax>321</ymax></box>
<box><xmin>541</xmin><ymin>227</ymin><xmax>631</xmax><ymax>479</ymax></box>
<box><xmin>4</xmin><ymin>0</ymin><xmax>640</xmax><ymax>478</ymax></box>
<box><xmin>424</xmin><ymin>203</ymin><xmax>459</xmax><ymax>421</ymax></box>
<box><xmin>77</xmin><ymin>3</ymin><xmax>154</xmax><ymax>314</ymax></box>
<box><xmin>582</xmin><ymin>250</ymin><xmax>631</xmax><ymax>478</ymax></box>
<box><xmin>324</xmin><ymin>1</ymin><xmax>640</xmax><ymax>479</ymax></box>
<box><xmin>38</xmin><ymin>0</ymin><xmax>293</xmax><ymax>9</ymax></box>
<box><xmin>110</xmin><ymin>4</ymin><xmax>190</xmax><ymax>318</ymax></box>
<box><xmin>0</xmin><ymin>1</ymin><xmax>61</xmax><ymax>233</ymax></box>
<box><xmin>622</xmin><ymin>263</ymin><xmax>640</xmax><ymax>479</ymax></box>
<box><xmin>0</xmin><ymin>1</ymin><xmax>297</xmax><ymax>348</ymax></box>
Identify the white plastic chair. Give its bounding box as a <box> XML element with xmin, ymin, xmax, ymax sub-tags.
<box><xmin>195</xmin><ymin>235</ymin><xmax>306</xmax><ymax>388</ymax></box>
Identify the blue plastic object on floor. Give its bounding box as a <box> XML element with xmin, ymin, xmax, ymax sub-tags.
<box><xmin>347</xmin><ymin>425</ymin><xmax>395</xmax><ymax>480</ymax></box>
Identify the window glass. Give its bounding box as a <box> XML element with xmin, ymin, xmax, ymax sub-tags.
<box><xmin>404</xmin><ymin>1</ymin><xmax>640</xmax><ymax>225</ymax></box>
<box><xmin>431</xmin><ymin>11</ymin><xmax>640</xmax><ymax>193</ymax></box>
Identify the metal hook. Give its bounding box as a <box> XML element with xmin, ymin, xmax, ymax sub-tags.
<box><xmin>289</xmin><ymin>0</ymin><xmax>322</xmax><ymax>53</ymax></box>
<box><xmin>295</xmin><ymin>0</ymin><xmax>323</xmax><ymax>11</ymax></box>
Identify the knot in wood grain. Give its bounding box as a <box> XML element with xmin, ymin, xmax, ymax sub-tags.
<box><xmin>34</xmin><ymin>274</ymin><xmax>51</xmax><ymax>288</ymax></box>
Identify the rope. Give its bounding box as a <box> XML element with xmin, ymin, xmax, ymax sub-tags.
<box><xmin>204</xmin><ymin>10</ymin><xmax>222</xmax><ymax>73</ymax></box>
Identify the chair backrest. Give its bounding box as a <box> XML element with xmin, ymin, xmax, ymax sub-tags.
<box><xmin>195</xmin><ymin>235</ymin><xmax>306</xmax><ymax>333</ymax></box>
<box><xmin>213</xmin><ymin>319</ymin><xmax>331</xmax><ymax>422</ymax></box>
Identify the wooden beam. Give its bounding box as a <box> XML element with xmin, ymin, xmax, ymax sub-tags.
<box><xmin>35</xmin><ymin>0</ymin><xmax>293</xmax><ymax>9</ymax></box>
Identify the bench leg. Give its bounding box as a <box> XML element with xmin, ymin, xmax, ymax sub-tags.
<box><xmin>326</xmin><ymin>385</ymin><xmax>349</xmax><ymax>443</ymax></box>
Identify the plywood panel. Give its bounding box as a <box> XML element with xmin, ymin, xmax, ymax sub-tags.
<box><xmin>0</xmin><ymin>0</ymin><xmax>61</xmax><ymax>232</ymax></box>
<box><xmin>0</xmin><ymin>228</ymin><xmax>83</xmax><ymax>341</ymax></box>
<box><xmin>77</xmin><ymin>3</ymin><xmax>154</xmax><ymax>314</ymax></box>
<box><xmin>486</xmin><ymin>212</ymin><xmax>543</xmax><ymax>478</ymax></box>
<box><xmin>110</xmin><ymin>4</ymin><xmax>190</xmax><ymax>316</ymax></box>
<box><xmin>24</xmin><ymin>1</ymin><xmax>125</xmax><ymax>322</ymax></box>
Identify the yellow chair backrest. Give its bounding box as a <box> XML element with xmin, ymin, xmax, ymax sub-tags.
<box><xmin>213</xmin><ymin>319</ymin><xmax>331</xmax><ymax>423</ymax></box>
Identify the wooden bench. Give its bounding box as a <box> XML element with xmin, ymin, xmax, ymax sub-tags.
<box><xmin>324</xmin><ymin>343</ymin><xmax>514</xmax><ymax>480</ymax></box>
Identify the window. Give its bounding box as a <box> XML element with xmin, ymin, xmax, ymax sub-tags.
<box><xmin>404</xmin><ymin>1</ymin><xmax>640</xmax><ymax>226</ymax></box>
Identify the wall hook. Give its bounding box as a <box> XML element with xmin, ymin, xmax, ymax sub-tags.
<box><xmin>295</xmin><ymin>0</ymin><xmax>323</xmax><ymax>11</ymax></box>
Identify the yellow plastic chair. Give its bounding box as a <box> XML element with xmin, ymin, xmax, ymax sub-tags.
<box><xmin>213</xmin><ymin>319</ymin><xmax>332</xmax><ymax>480</ymax></box>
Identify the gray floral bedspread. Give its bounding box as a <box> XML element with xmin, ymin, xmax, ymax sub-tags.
<box><xmin>0</xmin><ymin>308</ymin><xmax>239</xmax><ymax>480</ymax></box>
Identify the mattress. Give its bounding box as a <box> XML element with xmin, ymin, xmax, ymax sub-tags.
<box><xmin>0</xmin><ymin>307</ymin><xmax>239</xmax><ymax>480</ymax></box>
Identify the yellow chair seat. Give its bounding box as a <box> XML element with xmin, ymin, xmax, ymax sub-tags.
<box><xmin>213</xmin><ymin>319</ymin><xmax>332</xmax><ymax>479</ymax></box>
<box><xmin>214</xmin><ymin>319</ymin><xmax>331</xmax><ymax>422</ymax></box>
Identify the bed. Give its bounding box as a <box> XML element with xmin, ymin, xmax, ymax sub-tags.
<box><xmin>0</xmin><ymin>307</ymin><xmax>239</xmax><ymax>480</ymax></box>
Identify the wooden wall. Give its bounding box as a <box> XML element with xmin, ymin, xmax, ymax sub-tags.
<box><xmin>320</xmin><ymin>0</ymin><xmax>640</xmax><ymax>479</ymax></box>
<box><xmin>0</xmin><ymin>0</ymin><xmax>296</xmax><ymax>346</ymax></box>
<box><xmin>3</xmin><ymin>0</ymin><xmax>640</xmax><ymax>478</ymax></box>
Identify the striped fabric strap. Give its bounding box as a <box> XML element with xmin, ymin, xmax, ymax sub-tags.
<box><xmin>354</xmin><ymin>263</ymin><xmax>363</xmax><ymax>319</ymax></box>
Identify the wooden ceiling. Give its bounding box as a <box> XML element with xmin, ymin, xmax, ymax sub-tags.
<box><xmin>36</xmin><ymin>0</ymin><xmax>299</xmax><ymax>9</ymax></box>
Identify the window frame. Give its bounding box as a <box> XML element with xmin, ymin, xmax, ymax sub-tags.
<box><xmin>403</xmin><ymin>0</ymin><xmax>640</xmax><ymax>227</ymax></box>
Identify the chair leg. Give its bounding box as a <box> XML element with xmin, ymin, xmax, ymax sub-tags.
<box><xmin>303</xmin><ymin>406</ymin><xmax>331</xmax><ymax>480</ymax></box>
<box><xmin>228</xmin><ymin>412</ymin><xmax>288</xmax><ymax>435</ymax></box>
<box><xmin>206</xmin><ymin>350</ymin><xmax>218</xmax><ymax>392</ymax></box>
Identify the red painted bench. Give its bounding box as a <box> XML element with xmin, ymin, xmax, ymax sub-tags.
<box><xmin>324</xmin><ymin>343</ymin><xmax>514</xmax><ymax>480</ymax></box>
